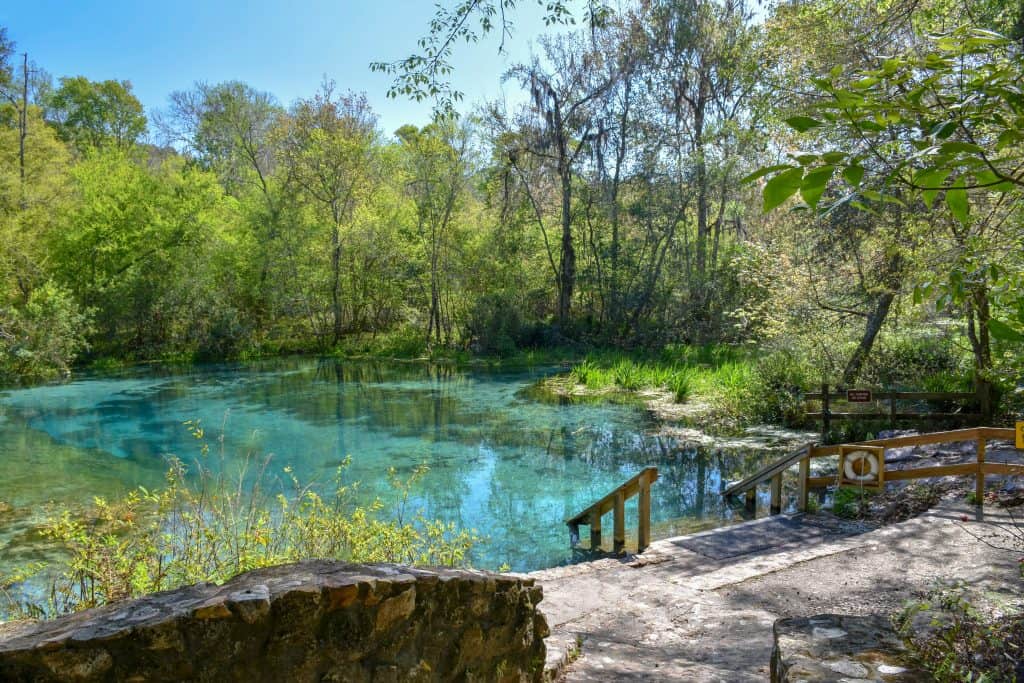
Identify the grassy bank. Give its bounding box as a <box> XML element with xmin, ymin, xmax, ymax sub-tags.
<box><xmin>528</xmin><ymin>345</ymin><xmax>812</xmax><ymax>431</ymax></box>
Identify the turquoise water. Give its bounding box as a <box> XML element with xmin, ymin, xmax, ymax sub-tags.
<box><xmin>0</xmin><ymin>358</ymin><xmax>781</xmax><ymax>573</ymax></box>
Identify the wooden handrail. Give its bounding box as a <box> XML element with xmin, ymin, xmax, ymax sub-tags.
<box><xmin>807</xmin><ymin>427</ymin><xmax>1014</xmax><ymax>458</ymax></box>
<box><xmin>803</xmin><ymin>427</ymin><xmax>1021</xmax><ymax>504</ymax></box>
<box><xmin>722</xmin><ymin>442</ymin><xmax>815</xmax><ymax>499</ymax></box>
<box><xmin>566</xmin><ymin>467</ymin><xmax>658</xmax><ymax>553</ymax></box>
<box><xmin>720</xmin><ymin>427</ymin><xmax>1021</xmax><ymax>519</ymax></box>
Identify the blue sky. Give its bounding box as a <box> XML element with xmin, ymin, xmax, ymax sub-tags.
<box><xmin>0</xmin><ymin>0</ymin><xmax>563</xmax><ymax>137</ymax></box>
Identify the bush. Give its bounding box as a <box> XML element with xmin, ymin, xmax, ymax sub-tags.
<box><xmin>465</xmin><ymin>293</ymin><xmax>524</xmax><ymax>355</ymax></box>
<box><xmin>861</xmin><ymin>334</ymin><xmax>971</xmax><ymax>388</ymax></box>
<box><xmin>0</xmin><ymin>282</ymin><xmax>93</xmax><ymax>381</ymax></box>
<box><xmin>896</xmin><ymin>587</ymin><xmax>1024</xmax><ymax>681</ymax></box>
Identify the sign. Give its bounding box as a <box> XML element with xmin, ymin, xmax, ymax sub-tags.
<box><xmin>1017</xmin><ymin>421</ymin><xmax>1024</xmax><ymax>449</ymax></box>
<box><xmin>846</xmin><ymin>389</ymin><xmax>872</xmax><ymax>403</ymax></box>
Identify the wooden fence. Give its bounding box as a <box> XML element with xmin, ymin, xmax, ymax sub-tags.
<box><xmin>724</xmin><ymin>427</ymin><xmax>1020</xmax><ymax>515</ymax></box>
<box><xmin>805</xmin><ymin>383</ymin><xmax>991</xmax><ymax>442</ymax></box>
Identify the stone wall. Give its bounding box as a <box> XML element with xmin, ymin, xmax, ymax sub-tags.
<box><xmin>0</xmin><ymin>561</ymin><xmax>548</xmax><ymax>682</ymax></box>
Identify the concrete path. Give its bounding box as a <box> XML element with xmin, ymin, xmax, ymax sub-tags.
<box><xmin>532</xmin><ymin>499</ymin><xmax>1023</xmax><ymax>681</ymax></box>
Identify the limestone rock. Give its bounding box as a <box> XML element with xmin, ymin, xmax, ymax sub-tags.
<box><xmin>770</xmin><ymin>614</ymin><xmax>922</xmax><ymax>682</ymax></box>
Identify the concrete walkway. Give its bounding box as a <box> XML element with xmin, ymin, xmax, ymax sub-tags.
<box><xmin>532</xmin><ymin>499</ymin><xmax>1023</xmax><ymax>681</ymax></box>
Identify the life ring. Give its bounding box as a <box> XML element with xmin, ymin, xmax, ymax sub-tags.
<box><xmin>843</xmin><ymin>449</ymin><xmax>880</xmax><ymax>483</ymax></box>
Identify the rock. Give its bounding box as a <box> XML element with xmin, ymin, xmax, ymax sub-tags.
<box><xmin>0</xmin><ymin>560</ymin><xmax>546</xmax><ymax>683</ymax></box>
<box><xmin>771</xmin><ymin>614</ymin><xmax>923</xmax><ymax>682</ymax></box>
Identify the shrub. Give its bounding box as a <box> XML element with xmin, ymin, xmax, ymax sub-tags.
<box><xmin>0</xmin><ymin>282</ymin><xmax>93</xmax><ymax>381</ymax></box>
<box><xmin>896</xmin><ymin>587</ymin><xmax>1024</xmax><ymax>681</ymax></box>
<box><xmin>465</xmin><ymin>292</ymin><xmax>539</xmax><ymax>355</ymax></box>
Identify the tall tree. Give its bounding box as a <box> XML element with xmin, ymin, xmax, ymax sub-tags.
<box><xmin>279</xmin><ymin>83</ymin><xmax>379</xmax><ymax>345</ymax></box>
<box><xmin>49</xmin><ymin>76</ymin><xmax>147</xmax><ymax>151</ymax></box>
<box><xmin>506</xmin><ymin>33</ymin><xmax>614</xmax><ymax>326</ymax></box>
<box><xmin>397</xmin><ymin>118</ymin><xmax>474</xmax><ymax>345</ymax></box>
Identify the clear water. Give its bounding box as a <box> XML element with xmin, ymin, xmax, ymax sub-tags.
<box><xmin>0</xmin><ymin>357</ymin><xmax>793</xmax><ymax>573</ymax></box>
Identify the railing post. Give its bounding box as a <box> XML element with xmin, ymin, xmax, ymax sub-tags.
<box><xmin>821</xmin><ymin>382</ymin><xmax>831</xmax><ymax>443</ymax></box>
<box><xmin>638</xmin><ymin>473</ymin><xmax>652</xmax><ymax>552</ymax></box>
<box><xmin>589</xmin><ymin>508</ymin><xmax>602</xmax><ymax>550</ymax></box>
<box><xmin>745</xmin><ymin>487</ymin><xmax>756</xmax><ymax>514</ymax></box>
<box><xmin>614</xmin><ymin>490</ymin><xmax>625</xmax><ymax>552</ymax></box>
<box><xmin>888</xmin><ymin>386</ymin><xmax>896</xmax><ymax>430</ymax></box>
<box><xmin>798</xmin><ymin>447</ymin><xmax>811</xmax><ymax>513</ymax></box>
<box><xmin>976</xmin><ymin>433</ymin><xmax>986</xmax><ymax>504</ymax></box>
<box><xmin>979</xmin><ymin>381</ymin><xmax>992</xmax><ymax>425</ymax></box>
<box><xmin>770</xmin><ymin>473</ymin><xmax>782</xmax><ymax>515</ymax></box>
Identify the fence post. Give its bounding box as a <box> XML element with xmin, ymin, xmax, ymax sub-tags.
<box><xmin>821</xmin><ymin>382</ymin><xmax>831</xmax><ymax>443</ymax></box>
<box><xmin>888</xmin><ymin>386</ymin><xmax>896</xmax><ymax>430</ymax></box>
<box><xmin>976</xmin><ymin>434</ymin><xmax>986</xmax><ymax>504</ymax></box>
<box><xmin>979</xmin><ymin>381</ymin><xmax>992</xmax><ymax>425</ymax></box>
<box><xmin>638</xmin><ymin>473</ymin><xmax>652</xmax><ymax>552</ymax></box>
<box><xmin>589</xmin><ymin>508</ymin><xmax>602</xmax><ymax>550</ymax></box>
<box><xmin>798</xmin><ymin>446</ymin><xmax>811</xmax><ymax>513</ymax></box>
<box><xmin>614</xmin><ymin>490</ymin><xmax>625</xmax><ymax>552</ymax></box>
<box><xmin>770</xmin><ymin>473</ymin><xmax>782</xmax><ymax>515</ymax></box>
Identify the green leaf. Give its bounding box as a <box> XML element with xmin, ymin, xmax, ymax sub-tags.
<box><xmin>929</xmin><ymin>120</ymin><xmax>957</xmax><ymax>139</ymax></box>
<box><xmin>763</xmin><ymin>167</ymin><xmax>804</xmax><ymax>212</ymax></box>
<box><xmin>843</xmin><ymin>165</ymin><xmax>865</xmax><ymax>186</ymax></box>
<box><xmin>913</xmin><ymin>168</ymin><xmax>950</xmax><ymax>208</ymax></box>
<box><xmin>988</xmin><ymin>319</ymin><xmax>1024</xmax><ymax>343</ymax></box>
<box><xmin>939</xmin><ymin>141</ymin><xmax>986</xmax><ymax>155</ymax></box>
<box><xmin>945</xmin><ymin>179</ymin><xmax>969</xmax><ymax>224</ymax></box>
<box><xmin>800</xmin><ymin>166</ymin><xmax>835</xmax><ymax>209</ymax></box>
<box><xmin>785</xmin><ymin>116</ymin><xmax>824</xmax><ymax>133</ymax></box>
<box><xmin>740</xmin><ymin>164</ymin><xmax>792</xmax><ymax>184</ymax></box>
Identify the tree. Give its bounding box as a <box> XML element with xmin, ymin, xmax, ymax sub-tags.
<box><xmin>505</xmin><ymin>33</ymin><xmax>614</xmax><ymax>326</ymax></box>
<box><xmin>279</xmin><ymin>83</ymin><xmax>379</xmax><ymax>346</ymax></box>
<box><xmin>49</xmin><ymin>76</ymin><xmax>147</xmax><ymax>151</ymax></box>
<box><xmin>397</xmin><ymin>118</ymin><xmax>474</xmax><ymax>345</ymax></box>
<box><xmin>371</xmin><ymin>0</ymin><xmax>612</xmax><ymax>112</ymax></box>
<box><xmin>753</xmin><ymin>26</ymin><xmax>1024</xmax><ymax>389</ymax></box>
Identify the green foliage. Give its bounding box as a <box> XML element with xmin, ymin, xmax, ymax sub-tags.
<box><xmin>48</xmin><ymin>76</ymin><xmax>147</xmax><ymax>151</ymax></box>
<box><xmin>831</xmin><ymin>485</ymin><xmax>874</xmax><ymax>519</ymax></box>
<box><xmin>13</xmin><ymin>424</ymin><xmax>479</xmax><ymax>617</ymax></box>
<box><xmin>896</xmin><ymin>587</ymin><xmax>1024</xmax><ymax>682</ymax></box>
<box><xmin>0</xmin><ymin>281</ymin><xmax>93</xmax><ymax>380</ymax></box>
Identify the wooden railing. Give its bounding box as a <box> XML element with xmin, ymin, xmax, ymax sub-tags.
<box><xmin>805</xmin><ymin>384</ymin><xmax>990</xmax><ymax>442</ymax></box>
<box><xmin>566</xmin><ymin>467</ymin><xmax>658</xmax><ymax>553</ymax></box>
<box><xmin>802</xmin><ymin>427</ymin><xmax>1018</xmax><ymax>505</ymax></box>
<box><xmin>722</xmin><ymin>443</ymin><xmax>815</xmax><ymax>515</ymax></box>
<box><xmin>723</xmin><ymin>427</ymin><xmax>1020</xmax><ymax>516</ymax></box>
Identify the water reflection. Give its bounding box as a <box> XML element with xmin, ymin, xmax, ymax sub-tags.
<box><xmin>0</xmin><ymin>358</ymin><xmax>798</xmax><ymax>572</ymax></box>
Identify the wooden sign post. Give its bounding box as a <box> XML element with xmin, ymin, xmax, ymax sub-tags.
<box><xmin>1017</xmin><ymin>421</ymin><xmax>1024</xmax><ymax>449</ymax></box>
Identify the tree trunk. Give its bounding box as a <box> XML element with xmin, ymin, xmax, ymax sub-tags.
<box><xmin>841</xmin><ymin>250</ymin><xmax>904</xmax><ymax>385</ymax></box>
<box><xmin>841</xmin><ymin>289</ymin><xmax>896</xmax><ymax>386</ymax></box>
<box><xmin>558</xmin><ymin>168</ymin><xmax>574</xmax><ymax>326</ymax></box>
<box><xmin>331</xmin><ymin>223</ymin><xmax>343</xmax><ymax>346</ymax></box>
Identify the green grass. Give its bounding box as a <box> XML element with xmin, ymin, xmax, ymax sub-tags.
<box><xmin>558</xmin><ymin>346</ymin><xmax>766</xmax><ymax>425</ymax></box>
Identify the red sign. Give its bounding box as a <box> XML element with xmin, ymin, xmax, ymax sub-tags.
<box><xmin>847</xmin><ymin>389</ymin><xmax>872</xmax><ymax>403</ymax></box>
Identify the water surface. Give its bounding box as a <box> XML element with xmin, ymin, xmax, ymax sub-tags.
<box><xmin>0</xmin><ymin>358</ymin><xmax>796</xmax><ymax>572</ymax></box>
